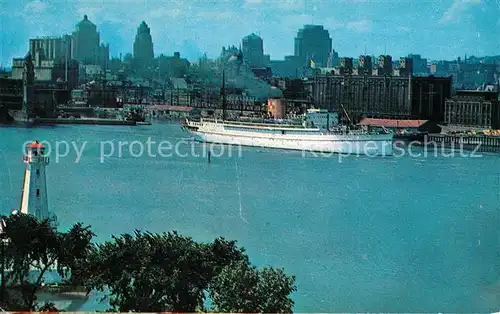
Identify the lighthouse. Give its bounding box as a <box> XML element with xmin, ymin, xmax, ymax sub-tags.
<box><xmin>19</xmin><ymin>141</ymin><xmax>49</xmax><ymax>220</ymax></box>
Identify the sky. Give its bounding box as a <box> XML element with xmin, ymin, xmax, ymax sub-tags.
<box><xmin>0</xmin><ymin>0</ymin><xmax>499</xmax><ymax>66</ymax></box>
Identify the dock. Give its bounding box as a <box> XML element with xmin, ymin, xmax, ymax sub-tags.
<box><xmin>34</xmin><ymin>118</ymin><xmax>137</xmax><ymax>126</ymax></box>
<box><xmin>424</xmin><ymin>134</ymin><xmax>500</xmax><ymax>152</ymax></box>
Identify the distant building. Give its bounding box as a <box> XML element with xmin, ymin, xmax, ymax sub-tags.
<box><xmin>80</xmin><ymin>80</ymin><xmax>120</xmax><ymax>108</ymax></box>
<box><xmin>98</xmin><ymin>43</ymin><xmax>110</xmax><ymax>70</ymax></box>
<box><xmin>108</xmin><ymin>57</ymin><xmax>123</xmax><ymax>73</ymax></box>
<box><xmin>251</xmin><ymin>67</ymin><xmax>272</xmax><ymax>79</ymax></box>
<box><xmin>225</xmin><ymin>88</ymin><xmax>258</xmax><ymax>112</ymax></box>
<box><xmin>394</xmin><ymin>57</ymin><xmax>412</xmax><ymax>77</ymax></box>
<box><xmin>242</xmin><ymin>33</ymin><xmax>264</xmax><ymax>68</ymax></box>
<box><xmin>79</xmin><ymin>64</ymin><xmax>104</xmax><ymax>80</ymax></box>
<box><xmin>375</xmin><ymin>55</ymin><xmax>393</xmax><ymax>76</ymax></box>
<box><xmin>157</xmin><ymin>52</ymin><xmax>190</xmax><ymax>79</ymax></box>
<box><xmin>226</xmin><ymin>52</ymin><xmax>244</xmax><ymax>77</ymax></box>
<box><xmin>270</xmin><ymin>56</ymin><xmax>303</xmax><ymax>78</ymax></box>
<box><xmin>357</xmin><ymin>55</ymin><xmax>372</xmax><ymax>75</ymax></box>
<box><xmin>220</xmin><ymin>45</ymin><xmax>240</xmax><ymax>60</ymax></box>
<box><xmin>327</xmin><ymin>50</ymin><xmax>340</xmax><ymax>67</ymax></box>
<box><xmin>72</xmin><ymin>15</ymin><xmax>99</xmax><ymax>65</ymax></box>
<box><xmin>11</xmin><ymin>49</ymin><xmax>79</xmax><ymax>88</ymax></box>
<box><xmin>408</xmin><ymin>54</ymin><xmax>428</xmax><ymax>75</ymax></box>
<box><xmin>8</xmin><ymin>55</ymin><xmax>72</xmax><ymax>116</ymax></box>
<box><xmin>339</xmin><ymin>57</ymin><xmax>353</xmax><ymax>75</ymax></box>
<box><xmin>449</xmin><ymin>61</ymin><xmax>497</xmax><ymax>89</ymax></box>
<box><xmin>267</xmin><ymin>97</ymin><xmax>285</xmax><ymax>119</ymax></box>
<box><xmin>133</xmin><ymin>21</ymin><xmax>154</xmax><ymax>74</ymax></box>
<box><xmin>429</xmin><ymin>60</ymin><xmax>453</xmax><ymax>76</ymax></box>
<box><xmin>29</xmin><ymin>35</ymin><xmax>72</xmax><ymax>61</ymax></box>
<box><xmin>0</xmin><ymin>78</ymin><xmax>23</xmax><ymax>110</ymax></box>
<box><xmin>294</xmin><ymin>25</ymin><xmax>332</xmax><ymax>67</ymax></box>
<box><xmin>263</xmin><ymin>54</ymin><xmax>271</xmax><ymax>67</ymax></box>
<box><xmin>165</xmin><ymin>77</ymin><xmax>189</xmax><ymax>105</ymax></box>
<box><xmin>317</xmin><ymin>55</ymin><xmax>412</xmax><ymax>77</ymax></box>
<box><xmin>444</xmin><ymin>90</ymin><xmax>500</xmax><ymax>129</ymax></box>
<box><xmin>268</xmin><ymin>78</ymin><xmax>313</xmax><ymax>113</ymax></box>
<box><xmin>303</xmin><ymin>109</ymin><xmax>339</xmax><ymax>129</ymax></box>
<box><xmin>269</xmin><ymin>78</ymin><xmax>308</xmax><ymax>100</ymax></box>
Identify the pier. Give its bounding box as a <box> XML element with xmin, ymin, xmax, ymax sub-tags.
<box><xmin>424</xmin><ymin>134</ymin><xmax>500</xmax><ymax>152</ymax></box>
<box><xmin>34</xmin><ymin>117</ymin><xmax>137</xmax><ymax>126</ymax></box>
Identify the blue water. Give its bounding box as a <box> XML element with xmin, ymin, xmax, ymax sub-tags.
<box><xmin>0</xmin><ymin>123</ymin><xmax>499</xmax><ymax>312</ymax></box>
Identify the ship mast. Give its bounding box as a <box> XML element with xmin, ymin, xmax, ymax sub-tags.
<box><xmin>341</xmin><ymin>74</ymin><xmax>353</xmax><ymax>126</ymax></box>
<box><xmin>340</xmin><ymin>102</ymin><xmax>352</xmax><ymax>125</ymax></box>
<box><xmin>221</xmin><ymin>70</ymin><xmax>227</xmax><ymax>121</ymax></box>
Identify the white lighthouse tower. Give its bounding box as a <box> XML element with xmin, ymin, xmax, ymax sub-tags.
<box><xmin>19</xmin><ymin>141</ymin><xmax>49</xmax><ymax>220</ymax></box>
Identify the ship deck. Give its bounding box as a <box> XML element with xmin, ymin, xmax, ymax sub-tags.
<box><xmin>199</xmin><ymin>118</ymin><xmax>308</xmax><ymax>129</ymax></box>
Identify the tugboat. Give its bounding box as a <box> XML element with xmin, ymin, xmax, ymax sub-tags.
<box><xmin>124</xmin><ymin>107</ymin><xmax>151</xmax><ymax>125</ymax></box>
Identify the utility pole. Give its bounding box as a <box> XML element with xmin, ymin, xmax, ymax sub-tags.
<box><xmin>0</xmin><ymin>235</ymin><xmax>4</xmax><ymax>305</ymax></box>
<box><xmin>65</xmin><ymin>46</ymin><xmax>68</xmax><ymax>83</ymax></box>
<box><xmin>0</xmin><ymin>216</ymin><xmax>6</xmax><ymax>305</ymax></box>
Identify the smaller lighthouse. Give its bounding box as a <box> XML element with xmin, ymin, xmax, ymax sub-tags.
<box><xmin>20</xmin><ymin>141</ymin><xmax>49</xmax><ymax>220</ymax></box>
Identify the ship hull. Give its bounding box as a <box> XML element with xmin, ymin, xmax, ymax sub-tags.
<box><xmin>184</xmin><ymin>121</ymin><xmax>393</xmax><ymax>156</ymax></box>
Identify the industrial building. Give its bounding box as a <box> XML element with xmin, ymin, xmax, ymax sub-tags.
<box><xmin>444</xmin><ymin>90</ymin><xmax>500</xmax><ymax>129</ymax></box>
<box><xmin>310</xmin><ymin>56</ymin><xmax>452</xmax><ymax>122</ymax></box>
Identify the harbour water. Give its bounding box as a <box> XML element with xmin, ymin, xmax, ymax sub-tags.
<box><xmin>0</xmin><ymin>123</ymin><xmax>499</xmax><ymax>312</ymax></box>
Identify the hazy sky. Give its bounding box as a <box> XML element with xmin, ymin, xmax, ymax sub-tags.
<box><xmin>1</xmin><ymin>0</ymin><xmax>499</xmax><ymax>66</ymax></box>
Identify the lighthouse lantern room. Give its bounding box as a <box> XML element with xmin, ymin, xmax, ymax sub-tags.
<box><xmin>20</xmin><ymin>141</ymin><xmax>49</xmax><ymax>220</ymax></box>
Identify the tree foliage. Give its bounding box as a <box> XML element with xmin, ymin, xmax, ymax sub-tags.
<box><xmin>0</xmin><ymin>213</ymin><xmax>94</xmax><ymax>310</ymax></box>
<box><xmin>209</xmin><ymin>260</ymin><xmax>296</xmax><ymax>313</ymax></box>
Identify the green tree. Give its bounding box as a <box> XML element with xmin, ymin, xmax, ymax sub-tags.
<box><xmin>1</xmin><ymin>213</ymin><xmax>94</xmax><ymax>310</ymax></box>
<box><xmin>85</xmin><ymin>230</ymin><xmax>261</xmax><ymax>312</ymax></box>
<box><xmin>38</xmin><ymin>301</ymin><xmax>60</xmax><ymax>311</ymax></box>
<box><xmin>209</xmin><ymin>260</ymin><xmax>296</xmax><ymax>313</ymax></box>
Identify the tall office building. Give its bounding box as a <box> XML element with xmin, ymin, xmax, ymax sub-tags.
<box><xmin>242</xmin><ymin>33</ymin><xmax>264</xmax><ymax>68</ymax></box>
<box><xmin>294</xmin><ymin>25</ymin><xmax>332</xmax><ymax>67</ymax></box>
<box><xmin>72</xmin><ymin>15</ymin><xmax>100</xmax><ymax>65</ymax></box>
<box><xmin>133</xmin><ymin>21</ymin><xmax>154</xmax><ymax>74</ymax></box>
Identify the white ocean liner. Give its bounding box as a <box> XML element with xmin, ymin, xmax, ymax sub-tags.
<box><xmin>181</xmin><ymin>110</ymin><xmax>393</xmax><ymax>156</ymax></box>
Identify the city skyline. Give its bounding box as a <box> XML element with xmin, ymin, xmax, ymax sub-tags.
<box><xmin>1</xmin><ymin>0</ymin><xmax>499</xmax><ymax>67</ymax></box>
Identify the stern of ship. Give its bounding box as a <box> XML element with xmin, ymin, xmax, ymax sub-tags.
<box><xmin>180</xmin><ymin>118</ymin><xmax>199</xmax><ymax>132</ymax></box>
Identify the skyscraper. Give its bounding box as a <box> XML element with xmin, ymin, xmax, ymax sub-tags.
<box><xmin>133</xmin><ymin>21</ymin><xmax>154</xmax><ymax>74</ymax></box>
<box><xmin>242</xmin><ymin>33</ymin><xmax>264</xmax><ymax>68</ymax></box>
<box><xmin>72</xmin><ymin>15</ymin><xmax>100</xmax><ymax>65</ymax></box>
<box><xmin>294</xmin><ymin>25</ymin><xmax>332</xmax><ymax>67</ymax></box>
